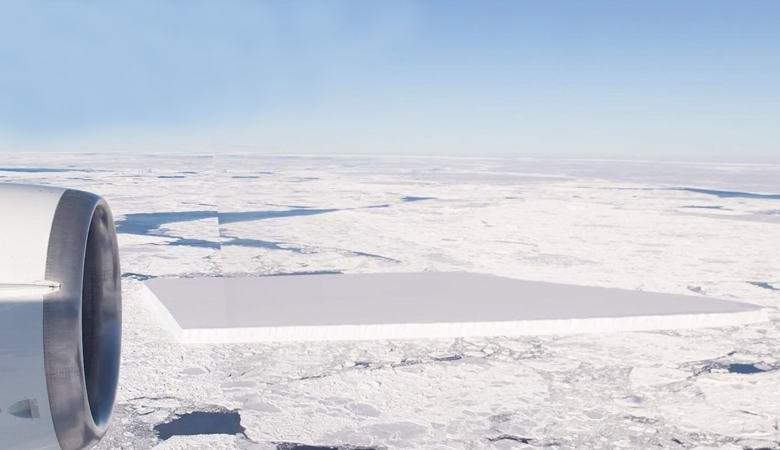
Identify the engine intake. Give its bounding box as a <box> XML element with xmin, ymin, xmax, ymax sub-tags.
<box><xmin>0</xmin><ymin>184</ymin><xmax>121</xmax><ymax>450</ymax></box>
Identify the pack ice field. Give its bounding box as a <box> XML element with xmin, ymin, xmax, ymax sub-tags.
<box><xmin>1</xmin><ymin>154</ymin><xmax>779</xmax><ymax>450</ymax></box>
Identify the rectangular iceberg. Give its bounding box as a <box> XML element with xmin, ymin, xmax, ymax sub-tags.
<box><xmin>142</xmin><ymin>272</ymin><xmax>767</xmax><ymax>343</ymax></box>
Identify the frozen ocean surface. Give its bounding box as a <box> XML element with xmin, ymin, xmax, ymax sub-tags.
<box><xmin>1</xmin><ymin>154</ymin><xmax>779</xmax><ymax>449</ymax></box>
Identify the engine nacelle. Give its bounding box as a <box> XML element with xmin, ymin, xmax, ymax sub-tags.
<box><xmin>0</xmin><ymin>184</ymin><xmax>121</xmax><ymax>450</ymax></box>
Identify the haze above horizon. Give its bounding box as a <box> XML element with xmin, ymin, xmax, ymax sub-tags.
<box><xmin>1</xmin><ymin>1</ymin><xmax>778</xmax><ymax>162</ymax></box>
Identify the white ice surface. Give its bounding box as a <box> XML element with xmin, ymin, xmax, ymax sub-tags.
<box><xmin>1</xmin><ymin>154</ymin><xmax>779</xmax><ymax>449</ymax></box>
<box><xmin>143</xmin><ymin>272</ymin><xmax>766</xmax><ymax>343</ymax></box>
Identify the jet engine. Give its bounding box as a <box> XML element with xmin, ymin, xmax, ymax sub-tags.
<box><xmin>0</xmin><ymin>184</ymin><xmax>121</xmax><ymax>450</ymax></box>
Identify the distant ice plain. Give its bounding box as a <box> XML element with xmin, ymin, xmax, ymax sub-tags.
<box><xmin>1</xmin><ymin>154</ymin><xmax>779</xmax><ymax>449</ymax></box>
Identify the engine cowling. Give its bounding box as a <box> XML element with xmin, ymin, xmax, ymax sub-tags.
<box><xmin>0</xmin><ymin>184</ymin><xmax>121</xmax><ymax>450</ymax></box>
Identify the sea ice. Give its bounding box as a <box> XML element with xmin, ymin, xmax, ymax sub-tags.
<box><xmin>1</xmin><ymin>154</ymin><xmax>778</xmax><ymax>449</ymax></box>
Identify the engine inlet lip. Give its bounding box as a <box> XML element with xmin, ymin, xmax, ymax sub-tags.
<box><xmin>43</xmin><ymin>189</ymin><xmax>122</xmax><ymax>450</ymax></box>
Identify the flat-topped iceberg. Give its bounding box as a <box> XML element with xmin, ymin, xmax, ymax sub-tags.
<box><xmin>143</xmin><ymin>272</ymin><xmax>767</xmax><ymax>344</ymax></box>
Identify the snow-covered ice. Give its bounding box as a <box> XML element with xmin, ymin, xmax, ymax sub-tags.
<box><xmin>1</xmin><ymin>154</ymin><xmax>779</xmax><ymax>449</ymax></box>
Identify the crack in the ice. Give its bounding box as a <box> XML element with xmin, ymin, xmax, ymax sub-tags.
<box><xmin>748</xmin><ymin>281</ymin><xmax>780</xmax><ymax>292</ymax></box>
<box><xmin>126</xmin><ymin>395</ymin><xmax>182</xmax><ymax>403</ymax></box>
<box><xmin>487</xmin><ymin>434</ymin><xmax>533</xmax><ymax>444</ymax></box>
<box><xmin>153</xmin><ymin>409</ymin><xmax>248</xmax><ymax>441</ymax></box>
<box><xmin>688</xmin><ymin>359</ymin><xmax>778</xmax><ymax>376</ymax></box>
<box><xmin>432</xmin><ymin>354</ymin><xmax>463</xmax><ymax>362</ymax></box>
<box><xmin>122</xmin><ymin>272</ymin><xmax>155</xmax><ymax>281</ymax></box>
<box><xmin>276</xmin><ymin>443</ymin><xmax>380</xmax><ymax>450</ymax></box>
<box><xmin>625</xmin><ymin>415</ymin><xmax>659</xmax><ymax>425</ymax></box>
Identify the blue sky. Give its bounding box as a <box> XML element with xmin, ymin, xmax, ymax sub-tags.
<box><xmin>1</xmin><ymin>1</ymin><xmax>778</xmax><ymax>161</ymax></box>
